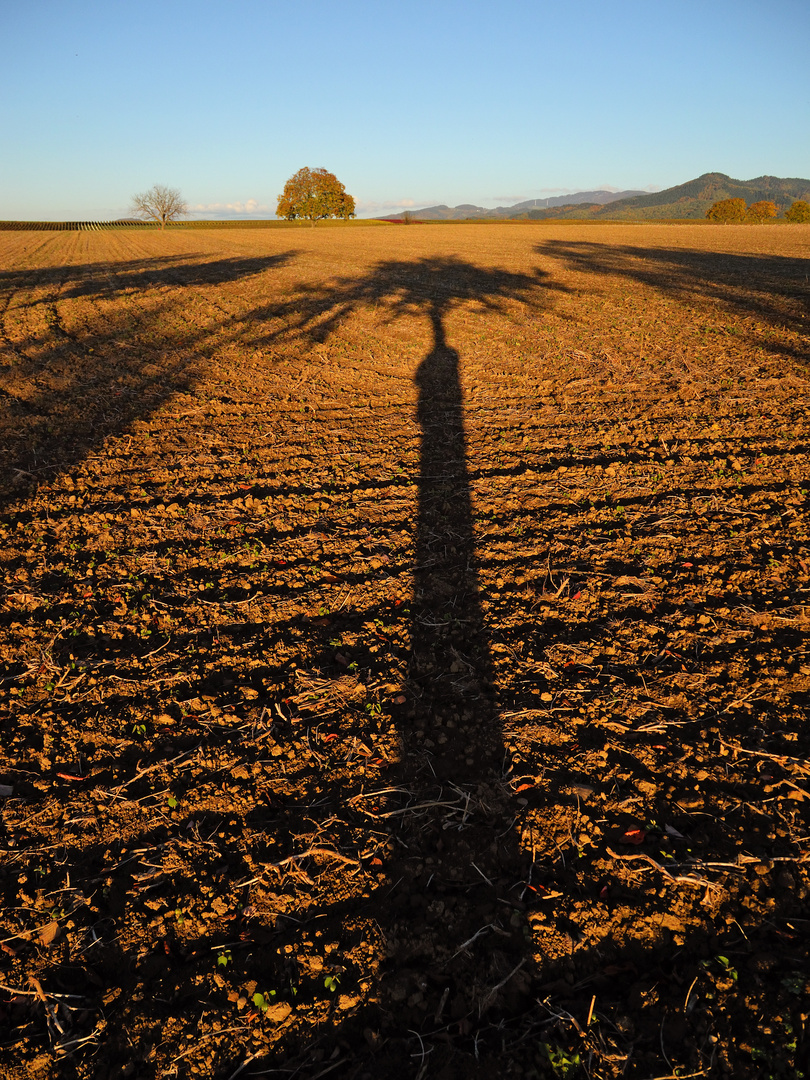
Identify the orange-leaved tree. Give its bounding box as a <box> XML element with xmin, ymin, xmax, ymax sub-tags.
<box><xmin>785</xmin><ymin>199</ymin><xmax>810</xmax><ymax>223</ymax></box>
<box><xmin>276</xmin><ymin>167</ymin><xmax>356</xmax><ymax>224</ymax></box>
<box><xmin>746</xmin><ymin>200</ymin><xmax>777</xmax><ymax>222</ymax></box>
<box><xmin>706</xmin><ymin>198</ymin><xmax>747</xmax><ymax>223</ymax></box>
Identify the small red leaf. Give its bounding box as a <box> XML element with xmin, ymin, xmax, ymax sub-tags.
<box><xmin>619</xmin><ymin>827</ymin><xmax>647</xmax><ymax>846</ymax></box>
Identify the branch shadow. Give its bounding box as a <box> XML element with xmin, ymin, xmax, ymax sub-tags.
<box><xmin>536</xmin><ymin>239</ymin><xmax>810</xmax><ymax>365</ymax></box>
<box><xmin>0</xmin><ymin>253</ymin><xmax>294</xmax><ymax>302</ymax></box>
<box><xmin>0</xmin><ymin>252</ymin><xmax>298</xmax><ymax>509</ymax></box>
<box><xmin>246</xmin><ymin>257</ymin><xmax>565</xmax><ymax>1055</ymax></box>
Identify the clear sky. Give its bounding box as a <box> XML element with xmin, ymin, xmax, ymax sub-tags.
<box><xmin>2</xmin><ymin>0</ymin><xmax>808</xmax><ymax>220</ymax></box>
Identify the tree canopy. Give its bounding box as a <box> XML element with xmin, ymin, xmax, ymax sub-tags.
<box><xmin>785</xmin><ymin>199</ymin><xmax>810</xmax><ymax>223</ymax></box>
<box><xmin>276</xmin><ymin>168</ymin><xmax>355</xmax><ymax>224</ymax></box>
<box><xmin>746</xmin><ymin>200</ymin><xmax>777</xmax><ymax>222</ymax></box>
<box><xmin>705</xmin><ymin>198</ymin><xmax>747</xmax><ymax>223</ymax></box>
<box><xmin>130</xmin><ymin>184</ymin><xmax>188</xmax><ymax>229</ymax></box>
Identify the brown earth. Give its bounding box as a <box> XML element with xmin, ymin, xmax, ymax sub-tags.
<box><xmin>0</xmin><ymin>221</ymin><xmax>809</xmax><ymax>1079</ymax></box>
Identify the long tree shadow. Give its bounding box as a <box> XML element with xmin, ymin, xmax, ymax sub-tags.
<box><xmin>536</xmin><ymin>239</ymin><xmax>810</xmax><ymax>364</ymax></box>
<box><xmin>249</xmin><ymin>258</ymin><xmax>564</xmax><ymax>1062</ymax></box>
<box><xmin>0</xmin><ymin>252</ymin><xmax>297</xmax><ymax>510</ymax></box>
<box><xmin>0</xmin><ymin>254</ymin><xmax>562</xmax><ymax>1077</ymax></box>
<box><xmin>0</xmin><ymin>253</ymin><xmax>293</xmax><ymax>302</ymax></box>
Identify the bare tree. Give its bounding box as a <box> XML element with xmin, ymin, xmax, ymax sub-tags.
<box><xmin>130</xmin><ymin>184</ymin><xmax>188</xmax><ymax>229</ymax></box>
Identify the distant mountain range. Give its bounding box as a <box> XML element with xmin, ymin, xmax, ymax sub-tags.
<box><xmin>381</xmin><ymin>174</ymin><xmax>810</xmax><ymax>222</ymax></box>
<box><xmin>382</xmin><ymin>189</ymin><xmax>645</xmax><ymax>221</ymax></box>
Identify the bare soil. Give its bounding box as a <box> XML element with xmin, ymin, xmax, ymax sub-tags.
<box><xmin>1</xmin><ymin>222</ymin><xmax>809</xmax><ymax>1079</ymax></box>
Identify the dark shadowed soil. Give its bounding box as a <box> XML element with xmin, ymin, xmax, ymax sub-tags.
<box><xmin>1</xmin><ymin>222</ymin><xmax>809</xmax><ymax>1079</ymax></box>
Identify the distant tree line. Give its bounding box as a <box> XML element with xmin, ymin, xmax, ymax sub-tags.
<box><xmin>706</xmin><ymin>198</ymin><xmax>810</xmax><ymax>223</ymax></box>
<box><xmin>124</xmin><ymin>182</ymin><xmax>810</xmax><ymax>230</ymax></box>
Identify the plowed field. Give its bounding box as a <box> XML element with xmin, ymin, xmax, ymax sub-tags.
<box><xmin>1</xmin><ymin>222</ymin><xmax>809</xmax><ymax>1079</ymax></box>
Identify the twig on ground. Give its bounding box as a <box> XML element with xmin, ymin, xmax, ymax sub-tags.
<box><xmin>451</xmin><ymin>924</ymin><xmax>495</xmax><ymax>960</ymax></box>
<box><xmin>605</xmin><ymin>847</ymin><xmax>721</xmax><ymax>890</ymax></box>
<box><xmin>719</xmin><ymin>737</ymin><xmax>810</xmax><ymax>776</ymax></box>
<box><xmin>480</xmin><ymin>958</ymin><xmax>527</xmax><ymax>1014</ymax></box>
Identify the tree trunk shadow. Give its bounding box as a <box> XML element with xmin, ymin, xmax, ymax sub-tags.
<box><xmin>241</xmin><ymin>256</ymin><xmax>557</xmax><ymax>1058</ymax></box>
<box><xmin>376</xmin><ymin>305</ymin><xmax>530</xmax><ymax>1040</ymax></box>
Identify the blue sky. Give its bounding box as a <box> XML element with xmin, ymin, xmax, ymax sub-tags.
<box><xmin>2</xmin><ymin>0</ymin><xmax>808</xmax><ymax>219</ymax></box>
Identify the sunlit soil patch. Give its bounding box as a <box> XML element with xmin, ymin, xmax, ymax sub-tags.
<box><xmin>0</xmin><ymin>222</ymin><xmax>809</xmax><ymax>1078</ymax></box>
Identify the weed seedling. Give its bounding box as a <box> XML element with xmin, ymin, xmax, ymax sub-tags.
<box><xmin>323</xmin><ymin>974</ymin><xmax>340</xmax><ymax>993</ymax></box>
<box><xmin>252</xmin><ymin>990</ymin><xmax>277</xmax><ymax>1012</ymax></box>
<box><xmin>542</xmin><ymin>1043</ymin><xmax>581</xmax><ymax>1077</ymax></box>
<box><xmin>715</xmin><ymin>954</ymin><xmax>738</xmax><ymax>981</ymax></box>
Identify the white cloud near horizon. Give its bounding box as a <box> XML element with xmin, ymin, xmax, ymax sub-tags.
<box><xmin>356</xmin><ymin>197</ymin><xmax>419</xmax><ymax>214</ymax></box>
<box><xmin>190</xmin><ymin>198</ymin><xmax>269</xmax><ymax>215</ymax></box>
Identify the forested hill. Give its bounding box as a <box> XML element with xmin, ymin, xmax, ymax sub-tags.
<box><xmin>384</xmin><ymin>174</ymin><xmax>810</xmax><ymax>222</ymax></box>
<box><xmin>380</xmin><ymin>189</ymin><xmax>643</xmax><ymax>220</ymax></box>
<box><xmin>526</xmin><ymin>173</ymin><xmax>810</xmax><ymax>220</ymax></box>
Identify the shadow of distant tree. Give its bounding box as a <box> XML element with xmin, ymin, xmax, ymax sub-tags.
<box><xmin>0</xmin><ymin>253</ymin><xmax>294</xmax><ymax>302</ymax></box>
<box><xmin>536</xmin><ymin>239</ymin><xmax>810</xmax><ymax>364</ymax></box>
<box><xmin>0</xmin><ymin>252</ymin><xmax>297</xmax><ymax>507</ymax></box>
<box><xmin>244</xmin><ymin>257</ymin><xmax>564</xmax><ymax>1056</ymax></box>
<box><xmin>249</xmin><ymin>254</ymin><xmax>556</xmax><ymax>345</ymax></box>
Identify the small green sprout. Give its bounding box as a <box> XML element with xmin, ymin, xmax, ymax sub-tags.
<box><xmin>323</xmin><ymin>975</ymin><xmax>340</xmax><ymax>993</ymax></box>
<box><xmin>702</xmin><ymin>954</ymin><xmax>738</xmax><ymax>982</ymax></box>
<box><xmin>216</xmin><ymin>949</ymin><xmax>232</xmax><ymax>968</ymax></box>
<box><xmin>781</xmin><ymin>974</ymin><xmax>805</xmax><ymax>995</ymax></box>
<box><xmin>542</xmin><ymin>1043</ymin><xmax>581</xmax><ymax>1077</ymax></box>
<box><xmin>716</xmin><ymin>955</ymin><xmax>738</xmax><ymax>981</ymax></box>
<box><xmin>252</xmin><ymin>990</ymin><xmax>277</xmax><ymax>1012</ymax></box>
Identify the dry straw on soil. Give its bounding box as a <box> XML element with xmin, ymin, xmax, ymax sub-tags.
<box><xmin>1</xmin><ymin>222</ymin><xmax>809</xmax><ymax>1079</ymax></box>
